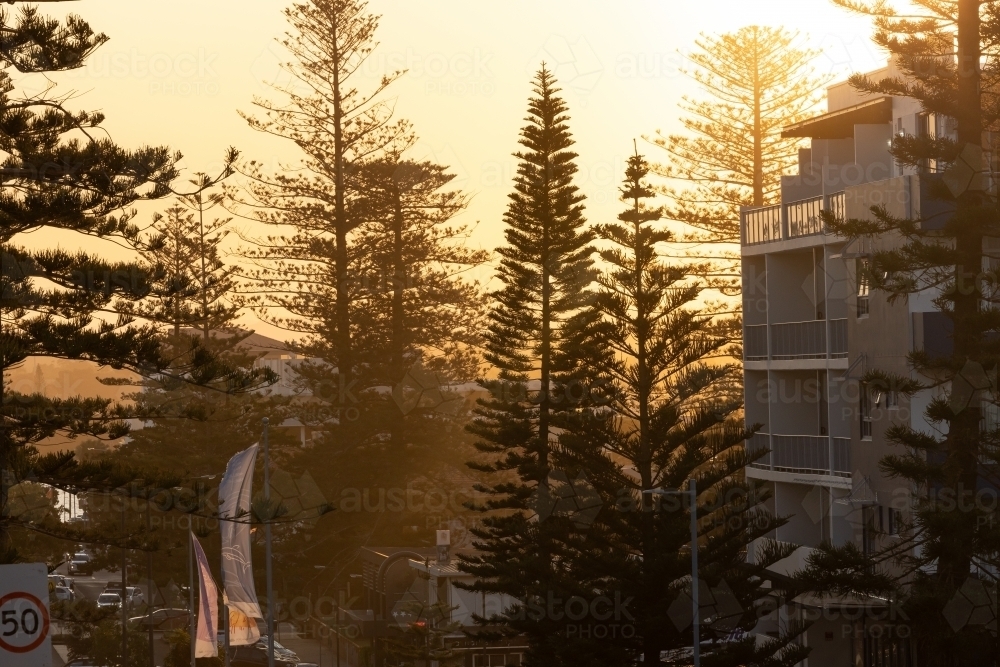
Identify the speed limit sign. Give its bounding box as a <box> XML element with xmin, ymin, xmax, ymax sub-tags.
<box><xmin>0</xmin><ymin>563</ymin><xmax>52</xmax><ymax>666</ymax></box>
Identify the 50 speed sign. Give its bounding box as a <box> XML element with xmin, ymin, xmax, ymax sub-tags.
<box><xmin>0</xmin><ymin>563</ymin><xmax>52</xmax><ymax>667</ymax></box>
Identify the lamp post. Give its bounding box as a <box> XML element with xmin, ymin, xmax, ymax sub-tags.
<box><xmin>643</xmin><ymin>478</ymin><xmax>700</xmax><ymax>667</ymax></box>
<box><xmin>262</xmin><ymin>417</ymin><xmax>276</xmax><ymax>667</ymax></box>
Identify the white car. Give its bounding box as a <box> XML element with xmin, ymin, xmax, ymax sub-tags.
<box><xmin>124</xmin><ymin>587</ymin><xmax>145</xmax><ymax>609</ymax></box>
<box><xmin>53</xmin><ymin>586</ymin><xmax>75</xmax><ymax>602</ymax></box>
<box><xmin>96</xmin><ymin>593</ymin><xmax>122</xmax><ymax>610</ymax></box>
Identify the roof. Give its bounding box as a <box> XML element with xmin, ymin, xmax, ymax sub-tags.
<box><xmin>781</xmin><ymin>97</ymin><xmax>893</xmax><ymax>139</ymax></box>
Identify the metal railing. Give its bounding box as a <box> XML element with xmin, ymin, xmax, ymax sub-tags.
<box><xmin>770</xmin><ymin>320</ymin><xmax>827</xmax><ymax>359</ymax></box>
<box><xmin>827</xmin><ymin>191</ymin><xmax>846</xmax><ymax>222</ymax></box>
<box><xmin>740</xmin><ymin>190</ymin><xmax>845</xmax><ymax>246</ymax></box>
<box><xmin>829</xmin><ymin>318</ymin><xmax>848</xmax><ymax>358</ymax></box>
<box><xmin>744</xmin><ymin>324</ymin><xmax>768</xmax><ymax>361</ymax></box>
<box><xmin>748</xmin><ymin>433</ymin><xmax>851</xmax><ymax>477</ymax></box>
<box><xmin>744</xmin><ymin>318</ymin><xmax>849</xmax><ymax>361</ymax></box>
<box><xmin>786</xmin><ymin>196</ymin><xmax>823</xmax><ymax>238</ymax></box>
<box><xmin>742</xmin><ymin>205</ymin><xmax>782</xmax><ymax>245</ymax></box>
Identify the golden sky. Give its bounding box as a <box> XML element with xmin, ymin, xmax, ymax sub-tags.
<box><xmin>18</xmin><ymin>0</ymin><xmax>886</xmax><ymax>340</ymax></box>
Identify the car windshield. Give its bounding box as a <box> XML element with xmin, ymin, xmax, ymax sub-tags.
<box><xmin>72</xmin><ymin>554</ymin><xmax>89</xmax><ymax>562</ymax></box>
<box><xmin>98</xmin><ymin>594</ymin><xmax>119</xmax><ymax>603</ymax></box>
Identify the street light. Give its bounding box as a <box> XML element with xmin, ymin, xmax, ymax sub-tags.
<box><xmin>643</xmin><ymin>478</ymin><xmax>700</xmax><ymax>667</ymax></box>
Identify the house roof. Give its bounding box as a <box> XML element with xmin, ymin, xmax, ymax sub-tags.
<box><xmin>781</xmin><ymin>96</ymin><xmax>893</xmax><ymax>140</ymax></box>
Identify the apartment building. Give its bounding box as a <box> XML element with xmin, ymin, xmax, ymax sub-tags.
<box><xmin>740</xmin><ymin>60</ymin><xmax>953</xmax><ymax>667</ymax></box>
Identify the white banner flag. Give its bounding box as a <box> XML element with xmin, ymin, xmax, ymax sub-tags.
<box><xmin>191</xmin><ymin>533</ymin><xmax>219</xmax><ymax>658</ymax></box>
<box><xmin>219</xmin><ymin>444</ymin><xmax>262</xmax><ymax>619</ymax></box>
<box><xmin>224</xmin><ymin>591</ymin><xmax>261</xmax><ymax>647</ymax></box>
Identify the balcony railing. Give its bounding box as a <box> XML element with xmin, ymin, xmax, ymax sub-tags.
<box><xmin>748</xmin><ymin>433</ymin><xmax>851</xmax><ymax>477</ymax></box>
<box><xmin>829</xmin><ymin>318</ymin><xmax>848</xmax><ymax>358</ymax></box>
<box><xmin>744</xmin><ymin>324</ymin><xmax>768</xmax><ymax>361</ymax></box>
<box><xmin>741</xmin><ymin>191</ymin><xmax>845</xmax><ymax>246</ymax></box>
<box><xmin>742</xmin><ymin>205</ymin><xmax>781</xmax><ymax>245</ymax></box>
<box><xmin>786</xmin><ymin>196</ymin><xmax>823</xmax><ymax>238</ymax></box>
<box><xmin>743</xmin><ymin>319</ymin><xmax>848</xmax><ymax>361</ymax></box>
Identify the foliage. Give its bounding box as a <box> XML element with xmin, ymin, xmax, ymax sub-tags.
<box><xmin>459</xmin><ymin>66</ymin><xmax>600</xmax><ymax>667</ymax></box>
<box><xmin>555</xmin><ymin>149</ymin><xmax>808</xmax><ymax>666</ymax></box>
<box><xmin>796</xmin><ymin>2</ymin><xmax>1000</xmax><ymax>665</ymax></box>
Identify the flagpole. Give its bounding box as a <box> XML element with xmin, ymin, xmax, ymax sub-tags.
<box><xmin>189</xmin><ymin>530</ymin><xmax>195</xmax><ymax>667</ymax></box>
<box><xmin>222</xmin><ymin>542</ymin><xmax>230</xmax><ymax>667</ymax></box>
<box><xmin>263</xmin><ymin>417</ymin><xmax>275</xmax><ymax>667</ymax></box>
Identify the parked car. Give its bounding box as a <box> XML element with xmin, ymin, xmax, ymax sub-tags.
<box><xmin>53</xmin><ymin>586</ymin><xmax>75</xmax><ymax>602</ymax></box>
<box><xmin>229</xmin><ymin>645</ymin><xmax>297</xmax><ymax>667</ymax></box>
<box><xmin>124</xmin><ymin>586</ymin><xmax>144</xmax><ymax>609</ymax></box>
<box><xmin>96</xmin><ymin>593</ymin><xmax>122</xmax><ymax>610</ymax></box>
<box><xmin>66</xmin><ymin>658</ymin><xmax>102</xmax><ymax>667</ymax></box>
<box><xmin>128</xmin><ymin>608</ymin><xmax>189</xmax><ymax>631</ymax></box>
<box><xmin>254</xmin><ymin>636</ymin><xmax>299</xmax><ymax>662</ymax></box>
<box><xmin>67</xmin><ymin>552</ymin><xmax>92</xmax><ymax>575</ymax></box>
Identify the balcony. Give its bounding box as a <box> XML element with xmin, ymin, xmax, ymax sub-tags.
<box><xmin>741</xmin><ymin>191</ymin><xmax>845</xmax><ymax>246</ymax></box>
<box><xmin>748</xmin><ymin>433</ymin><xmax>851</xmax><ymax>477</ymax></box>
<box><xmin>744</xmin><ymin>319</ymin><xmax>847</xmax><ymax>361</ymax></box>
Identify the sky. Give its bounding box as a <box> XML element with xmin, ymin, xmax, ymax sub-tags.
<box><xmin>18</xmin><ymin>0</ymin><xmax>889</xmax><ymax>340</ymax></box>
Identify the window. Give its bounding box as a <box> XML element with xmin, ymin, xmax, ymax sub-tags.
<box><xmin>860</xmin><ymin>382</ymin><xmax>873</xmax><ymax>439</ymax></box>
<box><xmin>887</xmin><ymin>508</ymin><xmax>902</xmax><ymax>536</ymax></box>
<box><xmin>886</xmin><ymin>390</ymin><xmax>898</xmax><ymax>410</ymax></box>
<box><xmin>856</xmin><ymin>258</ymin><xmax>870</xmax><ymax>318</ymax></box>
<box><xmin>474</xmin><ymin>655</ymin><xmax>509</xmax><ymax>667</ymax></box>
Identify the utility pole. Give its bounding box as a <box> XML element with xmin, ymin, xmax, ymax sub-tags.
<box><xmin>147</xmin><ymin>505</ymin><xmax>154</xmax><ymax>667</ymax></box>
<box><xmin>121</xmin><ymin>497</ymin><xmax>127</xmax><ymax>667</ymax></box>
<box><xmin>263</xmin><ymin>417</ymin><xmax>275</xmax><ymax>667</ymax></box>
<box><xmin>643</xmin><ymin>478</ymin><xmax>700</xmax><ymax>667</ymax></box>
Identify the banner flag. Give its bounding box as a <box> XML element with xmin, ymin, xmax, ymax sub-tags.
<box><xmin>219</xmin><ymin>444</ymin><xmax>262</xmax><ymax>619</ymax></box>
<box><xmin>191</xmin><ymin>532</ymin><xmax>219</xmax><ymax>658</ymax></box>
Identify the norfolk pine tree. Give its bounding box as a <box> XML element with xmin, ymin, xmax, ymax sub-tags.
<box><xmin>460</xmin><ymin>66</ymin><xmax>601</xmax><ymax>667</ymax></box>
<box><xmin>0</xmin><ymin>4</ymin><xmax>184</xmax><ymax>561</ymax></box>
<box><xmin>795</xmin><ymin>2</ymin><xmax>1000</xmax><ymax>665</ymax></box>
<box><xmin>234</xmin><ymin>0</ymin><xmax>409</xmax><ymax>391</ymax></box>
<box><xmin>557</xmin><ymin>149</ymin><xmax>809</xmax><ymax>666</ymax></box>
<box><xmin>649</xmin><ymin>26</ymin><xmax>828</xmax><ymax>288</ymax></box>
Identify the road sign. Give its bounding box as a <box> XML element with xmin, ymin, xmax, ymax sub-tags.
<box><xmin>0</xmin><ymin>563</ymin><xmax>52</xmax><ymax>667</ymax></box>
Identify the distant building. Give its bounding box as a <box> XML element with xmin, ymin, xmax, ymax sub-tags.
<box><xmin>739</xmin><ymin>59</ymin><xmax>956</xmax><ymax>667</ymax></box>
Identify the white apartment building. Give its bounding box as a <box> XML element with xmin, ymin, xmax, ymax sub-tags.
<box><xmin>740</xmin><ymin>60</ymin><xmax>954</xmax><ymax>667</ymax></box>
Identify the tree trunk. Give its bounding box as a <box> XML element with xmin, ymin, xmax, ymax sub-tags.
<box><xmin>752</xmin><ymin>27</ymin><xmax>764</xmax><ymax>208</ymax></box>
<box><xmin>390</xmin><ymin>185</ymin><xmax>405</xmax><ymax>446</ymax></box>
<box><xmin>331</xmin><ymin>16</ymin><xmax>353</xmax><ymax>398</ymax></box>
<box><xmin>940</xmin><ymin>0</ymin><xmax>983</xmax><ymax>605</ymax></box>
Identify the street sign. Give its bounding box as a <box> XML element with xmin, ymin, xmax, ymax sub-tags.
<box><xmin>0</xmin><ymin>563</ymin><xmax>52</xmax><ymax>667</ymax></box>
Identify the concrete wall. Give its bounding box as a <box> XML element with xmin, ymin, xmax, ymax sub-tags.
<box><xmin>745</xmin><ymin>370</ymin><xmax>769</xmax><ymax>430</ymax></box>
<box><xmin>766</xmin><ymin>251</ymin><xmax>815</xmax><ymax>324</ymax></box>
<box><xmin>768</xmin><ymin>370</ymin><xmax>823</xmax><ymax>435</ymax></box>
<box><xmin>742</xmin><ymin>255</ymin><xmax>768</xmax><ymax>326</ymax></box>
<box><xmin>775</xmin><ymin>483</ymin><xmax>823</xmax><ymax>547</ymax></box>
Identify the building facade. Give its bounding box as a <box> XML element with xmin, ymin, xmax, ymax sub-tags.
<box><xmin>740</xmin><ymin>61</ymin><xmax>953</xmax><ymax>667</ymax></box>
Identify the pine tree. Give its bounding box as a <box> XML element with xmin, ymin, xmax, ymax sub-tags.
<box><xmin>460</xmin><ymin>66</ymin><xmax>599</xmax><ymax>666</ymax></box>
<box><xmin>796</xmin><ymin>2</ymin><xmax>1000</xmax><ymax>665</ymax></box>
<box><xmin>557</xmin><ymin>149</ymin><xmax>808</xmax><ymax>666</ymax></box>
<box><xmin>233</xmin><ymin>0</ymin><xmax>408</xmax><ymax>390</ymax></box>
<box><xmin>648</xmin><ymin>26</ymin><xmax>828</xmax><ymax>283</ymax></box>
<box><xmin>229</xmin><ymin>0</ymin><xmax>489</xmax><ymax>587</ymax></box>
<box><xmin>126</xmin><ymin>175</ymin><xmax>240</xmax><ymax>343</ymax></box>
<box><xmin>0</xmin><ymin>4</ymin><xmax>186</xmax><ymax>561</ymax></box>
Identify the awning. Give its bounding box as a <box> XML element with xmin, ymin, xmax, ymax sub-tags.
<box><xmin>782</xmin><ymin>97</ymin><xmax>893</xmax><ymax>139</ymax></box>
